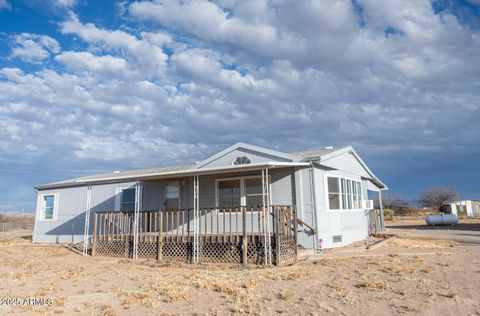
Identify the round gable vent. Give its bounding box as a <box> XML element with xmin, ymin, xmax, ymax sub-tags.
<box><xmin>233</xmin><ymin>156</ymin><xmax>251</xmax><ymax>165</ymax></box>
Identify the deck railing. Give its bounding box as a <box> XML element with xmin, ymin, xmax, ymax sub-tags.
<box><xmin>91</xmin><ymin>205</ymin><xmax>297</xmax><ymax>266</ymax></box>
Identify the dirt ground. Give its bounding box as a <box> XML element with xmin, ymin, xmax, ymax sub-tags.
<box><xmin>386</xmin><ymin>217</ymin><xmax>480</xmax><ymax>244</ymax></box>
<box><xmin>1</xmin><ymin>224</ymin><xmax>479</xmax><ymax>316</ymax></box>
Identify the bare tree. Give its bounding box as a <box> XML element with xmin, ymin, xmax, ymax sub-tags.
<box><xmin>418</xmin><ymin>187</ymin><xmax>459</xmax><ymax>212</ymax></box>
<box><xmin>375</xmin><ymin>193</ymin><xmax>408</xmax><ymax>210</ymax></box>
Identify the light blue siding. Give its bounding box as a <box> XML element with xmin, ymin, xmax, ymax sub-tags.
<box><xmin>198</xmin><ymin>148</ymin><xmax>291</xmax><ymax>169</ymax></box>
<box><xmin>33</xmin><ymin>169</ymin><xmax>295</xmax><ymax>243</ymax></box>
<box><xmin>312</xmin><ymin>155</ymin><xmax>370</xmax><ymax>249</ymax></box>
<box><xmin>33</xmin><ymin>182</ymin><xmax>136</xmax><ymax>243</ymax></box>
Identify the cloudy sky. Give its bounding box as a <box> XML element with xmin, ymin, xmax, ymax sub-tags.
<box><xmin>0</xmin><ymin>0</ymin><xmax>479</xmax><ymax>212</ymax></box>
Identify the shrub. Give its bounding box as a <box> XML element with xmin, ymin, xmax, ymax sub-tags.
<box><xmin>384</xmin><ymin>208</ymin><xmax>394</xmax><ymax>218</ymax></box>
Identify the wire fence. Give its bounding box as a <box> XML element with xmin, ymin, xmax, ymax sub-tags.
<box><xmin>0</xmin><ymin>221</ymin><xmax>34</xmax><ymax>238</ymax></box>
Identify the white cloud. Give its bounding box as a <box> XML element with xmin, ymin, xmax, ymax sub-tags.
<box><xmin>0</xmin><ymin>0</ymin><xmax>11</xmax><ymax>10</ymax></box>
<box><xmin>52</xmin><ymin>0</ymin><xmax>78</xmax><ymax>8</ymax></box>
<box><xmin>55</xmin><ymin>52</ymin><xmax>128</xmax><ymax>75</ymax></box>
<box><xmin>1</xmin><ymin>0</ymin><xmax>480</xmax><ymax>211</ymax></box>
<box><xmin>60</xmin><ymin>15</ymin><xmax>169</xmax><ymax>78</ymax></box>
<box><xmin>10</xmin><ymin>33</ymin><xmax>61</xmax><ymax>63</ymax></box>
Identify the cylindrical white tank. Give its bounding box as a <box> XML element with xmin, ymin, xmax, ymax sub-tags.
<box><xmin>425</xmin><ymin>213</ymin><xmax>459</xmax><ymax>226</ymax></box>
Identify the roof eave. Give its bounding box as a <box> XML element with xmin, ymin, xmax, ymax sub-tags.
<box><xmin>35</xmin><ymin>161</ymin><xmax>309</xmax><ymax>190</ymax></box>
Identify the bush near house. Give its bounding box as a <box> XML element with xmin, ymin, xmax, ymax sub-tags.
<box><xmin>383</xmin><ymin>209</ymin><xmax>394</xmax><ymax>219</ymax></box>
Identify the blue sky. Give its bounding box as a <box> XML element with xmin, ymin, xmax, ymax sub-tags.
<box><xmin>1</xmin><ymin>0</ymin><xmax>480</xmax><ymax>212</ymax></box>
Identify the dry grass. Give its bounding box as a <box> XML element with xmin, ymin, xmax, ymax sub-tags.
<box><xmin>278</xmin><ymin>290</ymin><xmax>294</xmax><ymax>301</ymax></box>
<box><xmin>441</xmin><ymin>290</ymin><xmax>459</xmax><ymax>299</ymax></box>
<box><xmin>355</xmin><ymin>279</ymin><xmax>390</xmax><ymax>290</ymax></box>
<box><xmin>388</xmin><ymin>236</ymin><xmax>458</xmax><ymax>249</ymax></box>
<box><xmin>0</xmin><ymin>214</ymin><xmax>34</xmax><ymax>223</ymax></box>
<box><xmin>1</xmin><ymin>232</ymin><xmax>479</xmax><ymax>315</ymax></box>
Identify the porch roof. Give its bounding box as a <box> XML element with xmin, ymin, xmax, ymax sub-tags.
<box><xmin>35</xmin><ymin>161</ymin><xmax>310</xmax><ymax>190</ymax></box>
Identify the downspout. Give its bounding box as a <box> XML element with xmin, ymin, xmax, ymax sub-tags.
<box><xmin>309</xmin><ymin>162</ymin><xmax>320</xmax><ymax>252</ymax></box>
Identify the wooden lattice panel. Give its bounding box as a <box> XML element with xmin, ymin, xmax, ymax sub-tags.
<box><xmin>246</xmin><ymin>236</ymin><xmax>273</xmax><ymax>265</ymax></box>
<box><xmin>277</xmin><ymin>236</ymin><xmax>297</xmax><ymax>266</ymax></box>
<box><xmin>94</xmin><ymin>239</ymin><xmax>129</xmax><ymax>257</ymax></box>
<box><xmin>162</xmin><ymin>241</ymin><xmax>192</xmax><ymax>262</ymax></box>
<box><xmin>137</xmin><ymin>241</ymin><xmax>158</xmax><ymax>259</ymax></box>
<box><xmin>201</xmin><ymin>242</ymin><xmax>242</xmax><ymax>263</ymax></box>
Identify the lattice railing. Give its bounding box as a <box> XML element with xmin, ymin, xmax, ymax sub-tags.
<box><xmin>92</xmin><ymin>206</ymin><xmax>297</xmax><ymax>266</ymax></box>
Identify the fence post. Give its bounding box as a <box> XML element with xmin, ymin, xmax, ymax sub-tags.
<box><xmin>91</xmin><ymin>212</ymin><xmax>98</xmax><ymax>256</ymax></box>
<box><xmin>275</xmin><ymin>207</ymin><xmax>281</xmax><ymax>266</ymax></box>
<box><xmin>242</xmin><ymin>207</ymin><xmax>248</xmax><ymax>264</ymax></box>
<box><xmin>158</xmin><ymin>210</ymin><xmax>163</xmax><ymax>261</ymax></box>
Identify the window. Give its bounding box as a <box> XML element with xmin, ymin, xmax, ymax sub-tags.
<box><xmin>120</xmin><ymin>188</ymin><xmax>136</xmax><ymax>211</ymax></box>
<box><xmin>44</xmin><ymin>195</ymin><xmax>54</xmax><ymax>219</ymax></box>
<box><xmin>356</xmin><ymin>182</ymin><xmax>362</xmax><ymax>208</ymax></box>
<box><xmin>327</xmin><ymin>177</ymin><xmax>363</xmax><ymax>210</ymax></box>
<box><xmin>245</xmin><ymin>178</ymin><xmax>263</xmax><ymax>207</ymax></box>
<box><xmin>327</xmin><ymin>177</ymin><xmax>340</xmax><ymax>209</ymax></box>
<box><xmin>165</xmin><ymin>183</ymin><xmax>180</xmax><ymax>209</ymax></box>
<box><xmin>38</xmin><ymin>194</ymin><xmax>57</xmax><ymax>220</ymax></box>
<box><xmin>218</xmin><ymin>179</ymin><xmax>241</xmax><ymax>209</ymax></box>
<box><xmin>217</xmin><ymin>176</ymin><xmax>267</xmax><ymax>210</ymax></box>
<box><xmin>232</xmin><ymin>156</ymin><xmax>251</xmax><ymax>165</ymax></box>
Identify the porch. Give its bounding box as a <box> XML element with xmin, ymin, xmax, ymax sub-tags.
<box><xmin>91</xmin><ymin>205</ymin><xmax>297</xmax><ymax>266</ymax></box>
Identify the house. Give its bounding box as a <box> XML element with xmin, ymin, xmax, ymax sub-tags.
<box><xmin>33</xmin><ymin>142</ymin><xmax>387</xmax><ymax>251</ymax></box>
<box><xmin>449</xmin><ymin>200</ymin><xmax>480</xmax><ymax>216</ymax></box>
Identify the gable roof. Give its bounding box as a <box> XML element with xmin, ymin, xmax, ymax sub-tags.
<box><xmin>290</xmin><ymin>146</ymin><xmax>347</xmax><ymax>160</ymax></box>
<box><xmin>35</xmin><ymin>142</ymin><xmax>386</xmax><ymax>190</ymax></box>
<box><xmin>314</xmin><ymin>146</ymin><xmax>387</xmax><ymax>189</ymax></box>
<box><xmin>193</xmin><ymin>142</ymin><xmax>301</xmax><ymax>169</ymax></box>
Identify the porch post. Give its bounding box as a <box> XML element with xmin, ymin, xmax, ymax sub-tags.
<box><xmin>133</xmin><ymin>181</ymin><xmax>140</xmax><ymax>259</ymax></box>
<box><xmin>261</xmin><ymin>169</ymin><xmax>267</xmax><ymax>265</ymax></box>
<box><xmin>158</xmin><ymin>210</ymin><xmax>163</xmax><ymax>260</ymax></box>
<box><xmin>275</xmin><ymin>206</ymin><xmax>281</xmax><ymax>266</ymax></box>
<box><xmin>91</xmin><ymin>212</ymin><xmax>98</xmax><ymax>256</ymax></box>
<box><xmin>242</xmin><ymin>206</ymin><xmax>247</xmax><ymax>264</ymax></box>
<box><xmin>266</xmin><ymin>168</ymin><xmax>271</xmax><ymax>265</ymax></box>
<box><xmin>261</xmin><ymin>168</ymin><xmax>272</xmax><ymax>266</ymax></box>
<box><xmin>83</xmin><ymin>185</ymin><xmax>92</xmax><ymax>256</ymax></box>
<box><xmin>378</xmin><ymin>190</ymin><xmax>385</xmax><ymax>231</ymax></box>
<box><xmin>193</xmin><ymin>174</ymin><xmax>200</xmax><ymax>263</ymax></box>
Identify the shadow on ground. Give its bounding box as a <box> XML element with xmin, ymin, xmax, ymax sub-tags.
<box><xmin>387</xmin><ymin>223</ymin><xmax>480</xmax><ymax>232</ymax></box>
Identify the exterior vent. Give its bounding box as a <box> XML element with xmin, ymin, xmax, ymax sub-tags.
<box><xmin>333</xmin><ymin>235</ymin><xmax>342</xmax><ymax>243</ymax></box>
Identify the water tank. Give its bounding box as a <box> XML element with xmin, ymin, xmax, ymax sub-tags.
<box><xmin>425</xmin><ymin>213</ymin><xmax>458</xmax><ymax>226</ymax></box>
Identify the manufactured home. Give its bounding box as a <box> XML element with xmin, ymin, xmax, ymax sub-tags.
<box><xmin>449</xmin><ymin>200</ymin><xmax>480</xmax><ymax>216</ymax></box>
<box><xmin>33</xmin><ymin>142</ymin><xmax>386</xmax><ymax>263</ymax></box>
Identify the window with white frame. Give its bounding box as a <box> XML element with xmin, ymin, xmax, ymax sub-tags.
<box><xmin>327</xmin><ymin>177</ymin><xmax>362</xmax><ymax>210</ymax></box>
<box><xmin>245</xmin><ymin>178</ymin><xmax>263</xmax><ymax>207</ymax></box>
<box><xmin>164</xmin><ymin>183</ymin><xmax>180</xmax><ymax>209</ymax></box>
<box><xmin>218</xmin><ymin>179</ymin><xmax>241</xmax><ymax>209</ymax></box>
<box><xmin>328</xmin><ymin>177</ymin><xmax>341</xmax><ymax>209</ymax></box>
<box><xmin>217</xmin><ymin>176</ymin><xmax>266</xmax><ymax>211</ymax></box>
<box><xmin>38</xmin><ymin>194</ymin><xmax>58</xmax><ymax>220</ymax></box>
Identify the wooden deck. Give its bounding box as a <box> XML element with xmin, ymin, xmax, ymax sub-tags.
<box><xmin>91</xmin><ymin>205</ymin><xmax>297</xmax><ymax>266</ymax></box>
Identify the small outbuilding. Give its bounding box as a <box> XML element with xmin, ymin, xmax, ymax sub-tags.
<box><xmin>449</xmin><ymin>200</ymin><xmax>480</xmax><ymax>216</ymax></box>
